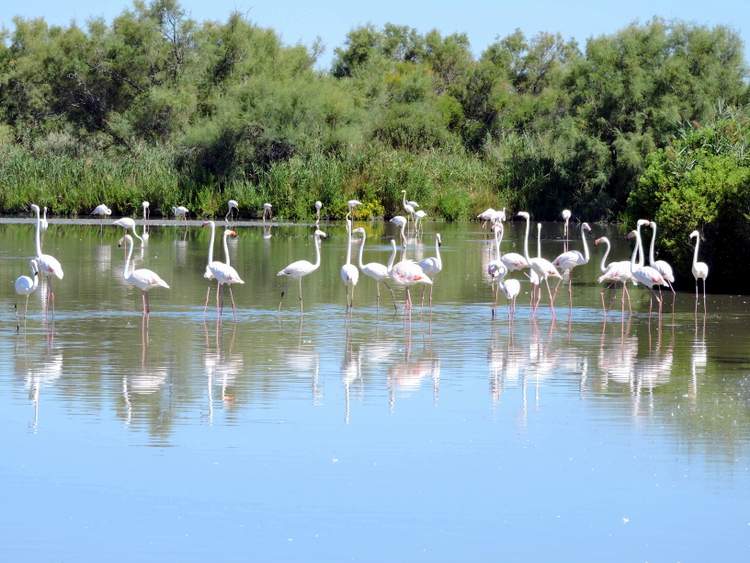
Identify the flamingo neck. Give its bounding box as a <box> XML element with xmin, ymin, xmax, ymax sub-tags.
<box><xmin>581</xmin><ymin>225</ymin><xmax>590</xmax><ymax>263</ymax></box>
<box><xmin>357</xmin><ymin>231</ymin><xmax>366</xmax><ymax>269</ymax></box>
<box><xmin>536</xmin><ymin>223</ymin><xmax>541</xmax><ymax>259</ymax></box>
<box><xmin>387</xmin><ymin>240</ymin><xmax>397</xmax><ymax>272</ymax></box>
<box><xmin>400</xmin><ymin>223</ymin><xmax>407</xmax><ymax>257</ymax></box>
<box><xmin>599</xmin><ymin>239</ymin><xmax>611</xmax><ymax>273</ymax></box>
<box><xmin>402</xmin><ymin>192</ymin><xmax>407</xmax><ymax>207</ymax></box>
<box><xmin>313</xmin><ymin>235</ymin><xmax>322</xmax><ymax>269</ymax></box>
<box><xmin>434</xmin><ymin>235</ymin><xmax>442</xmax><ymax>267</ymax></box>
<box><xmin>123</xmin><ymin>237</ymin><xmax>134</xmax><ymax>279</ymax></box>
<box><xmin>33</xmin><ymin>206</ymin><xmax>42</xmax><ymax>257</ymax></box>
<box><xmin>636</xmin><ymin>222</ymin><xmax>645</xmax><ymax>267</ymax></box>
<box><xmin>692</xmin><ymin>235</ymin><xmax>700</xmax><ymax>267</ymax></box>
<box><xmin>649</xmin><ymin>223</ymin><xmax>657</xmax><ymax>266</ymax></box>
<box><xmin>522</xmin><ymin>215</ymin><xmax>531</xmax><ymax>261</ymax></box>
<box><xmin>207</xmin><ymin>222</ymin><xmax>215</xmax><ymax>264</ymax></box>
<box><xmin>223</xmin><ymin>231</ymin><xmax>231</xmax><ymax>268</ymax></box>
<box><xmin>345</xmin><ymin>220</ymin><xmax>353</xmax><ymax>266</ymax></box>
<box><xmin>630</xmin><ymin>233</ymin><xmax>640</xmax><ymax>270</ymax></box>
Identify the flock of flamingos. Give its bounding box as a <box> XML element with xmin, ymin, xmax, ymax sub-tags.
<box><xmin>13</xmin><ymin>189</ymin><xmax>710</xmax><ymax>324</ymax></box>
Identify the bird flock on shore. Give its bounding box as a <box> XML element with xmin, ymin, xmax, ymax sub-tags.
<box><xmin>12</xmin><ymin>192</ymin><xmax>710</xmax><ymax>327</ymax></box>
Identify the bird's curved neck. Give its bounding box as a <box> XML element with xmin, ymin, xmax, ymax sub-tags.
<box><xmin>400</xmin><ymin>223</ymin><xmax>407</xmax><ymax>257</ymax></box>
<box><xmin>581</xmin><ymin>225</ymin><xmax>590</xmax><ymax>262</ymax></box>
<box><xmin>33</xmin><ymin>207</ymin><xmax>42</xmax><ymax>257</ymax></box>
<box><xmin>43</xmin><ymin>208</ymin><xmax>47</xmax><ymax>220</ymax></box>
<box><xmin>207</xmin><ymin>222</ymin><xmax>215</xmax><ymax>264</ymax></box>
<box><xmin>494</xmin><ymin>228</ymin><xmax>502</xmax><ymax>261</ymax></box>
<box><xmin>649</xmin><ymin>224</ymin><xmax>657</xmax><ymax>265</ymax></box>
<box><xmin>345</xmin><ymin>220</ymin><xmax>353</xmax><ymax>266</ymax></box>
<box><xmin>523</xmin><ymin>215</ymin><xmax>531</xmax><ymax>261</ymax></box>
<box><xmin>387</xmin><ymin>241</ymin><xmax>397</xmax><ymax>272</ymax></box>
<box><xmin>223</xmin><ymin>231</ymin><xmax>231</xmax><ymax>267</ymax></box>
<box><xmin>313</xmin><ymin>235</ymin><xmax>322</xmax><ymax>269</ymax></box>
<box><xmin>357</xmin><ymin>231</ymin><xmax>366</xmax><ymax>269</ymax></box>
<box><xmin>132</xmin><ymin>227</ymin><xmax>144</xmax><ymax>246</ymax></box>
<box><xmin>536</xmin><ymin>224</ymin><xmax>541</xmax><ymax>259</ymax></box>
<box><xmin>123</xmin><ymin>238</ymin><xmax>134</xmax><ymax>279</ymax></box>
<box><xmin>692</xmin><ymin>236</ymin><xmax>700</xmax><ymax>267</ymax></box>
<box><xmin>630</xmin><ymin>233</ymin><xmax>640</xmax><ymax>270</ymax></box>
<box><xmin>599</xmin><ymin>240</ymin><xmax>611</xmax><ymax>273</ymax></box>
<box><xmin>402</xmin><ymin>192</ymin><xmax>407</xmax><ymax>206</ymax></box>
<box><xmin>434</xmin><ymin>236</ymin><xmax>442</xmax><ymax>266</ymax></box>
<box><xmin>636</xmin><ymin>223</ymin><xmax>645</xmax><ymax>267</ymax></box>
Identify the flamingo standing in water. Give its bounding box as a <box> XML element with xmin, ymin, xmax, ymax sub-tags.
<box><xmin>647</xmin><ymin>221</ymin><xmax>675</xmax><ymax>305</ymax></box>
<box><xmin>353</xmin><ymin>227</ymin><xmax>398</xmax><ymax>310</ymax></box>
<box><xmin>553</xmin><ymin>222</ymin><xmax>591</xmax><ymax>308</ymax></box>
<box><xmin>277</xmin><ymin>230</ymin><xmax>327</xmax><ymax>312</ymax></box>
<box><xmin>418</xmin><ymin>233</ymin><xmax>442</xmax><ymax>306</ymax></box>
<box><xmin>594</xmin><ymin>236</ymin><xmax>633</xmax><ymax>314</ymax></box>
<box><xmin>142</xmin><ymin>201</ymin><xmax>150</xmax><ymax>241</ymax></box>
<box><xmin>117</xmin><ymin>234</ymin><xmax>169</xmax><ymax>317</ymax></box>
<box><xmin>172</xmin><ymin>206</ymin><xmax>189</xmax><ymax>221</ymax></box>
<box><xmin>628</xmin><ymin>226</ymin><xmax>668</xmax><ymax>317</ymax></box>
<box><xmin>689</xmin><ymin>230</ymin><xmax>709</xmax><ymax>312</ymax></box>
<box><xmin>487</xmin><ymin>223</ymin><xmax>508</xmax><ymax>317</ymax></box>
<box><xmin>202</xmin><ymin>221</ymin><xmax>244</xmax><ymax>320</ymax></box>
<box><xmin>225</xmin><ymin>199</ymin><xmax>239</xmax><ymax>225</ymax></box>
<box><xmin>30</xmin><ymin>204</ymin><xmax>63</xmax><ymax>317</ymax></box>
<box><xmin>518</xmin><ymin>211</ymin><xmax>561</xmax><ymax>318</ymax></box>
<box><xmin>401</xmin><ymin>190</ymin><xmax>417</xmax><ymax>233</ymax></box>
<box><xmin>477</xmin><ymin>208</ymin><xmax>495</xmax><ymax>230</ymax></box>
<box><xmin>562</xmin><ymin>209</ymin><xmax>572</xmax><ymax>251</ymax></box>
<box><xmin>40</xmin><ymin>207</ymin><xmax>49</xmax><ymax>233</ymax></box>
<box><xmin>92</xmin><ymin>204</ymin><xmax>112</xmax><ymax>233</ymax></box>
<box><xmin>388</xmin><ymin>217</ymin><xmax>432</xmax><ymax>310</ymax></box>
<box><xmin>414</xmin><ymin>210</ymin><xmax>427</xmax><ymax>237</ymax></box>
<box><xmin>341</xmin><ymin>214</ymin><xmax>360</xmax><ymax>311</ymax></box>
<box><xmin>15</xmin><ymin>259</ymin><xmax>39</xmax><ymax>325</ymax></box>
<box><xmin>498</xmin><ymin>279</ymin><xmax>521</xmax><ymax>319</ymax></box>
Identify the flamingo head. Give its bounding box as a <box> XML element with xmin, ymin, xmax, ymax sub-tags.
<box><xmin>637</xmin><ymin>219</ymin><xmax>650</xmax><ymax>227</ymax></box>
<box><xmin>226</xmin><ymin>230</ymin><xmax>238</xmax><ymax>238</ymax></box>
<box><xmin>314</xmin><ymin>230</ymin><xmax>327</xmax><ymax>239</ymax></box>
<box><xmin>201</xmin><ymin>220</ymin><xmax>214</xmax><ymax>228</ymax></box>
<box><xmin>263</xmin><ymin>203</ymin><xmax>272</xmax><ymax>209</ymax></box>
<box><xmin>626</xmin><ymin>230</ymin><xmax>637</xmax><ymax>240</ymax></box>
<box><xmin>353</xmin><ymin>227</ymin><xmax>366</xmax><ymax>235</ymax></box>
<box><xmin>29</xmin><ymin>259</ymin><xmax>39</xmax><ymax>275</ymax></box>
<box><xmin>117</xmin><ymin>235</ymin><xmax>133</xmax><ymax>248</ymax></box>
<box><xmin>517</xmin><ymin>211</ymin><xmax>530</xmax><ymax>220</ymax></box>
<box><xmin>689</xmin><ymin>230</ymin><xmax>700</xmax><ymax>239</ymax></box>
<box><xmin>142</xmin><ymin>201</ymin><xmax>150</xmax><ymax>209</ymax></box>
<box><xmin>315</xmin><ymin>200</ymin><xmax>322</xmax><ymax>210</ymax></box>
<box><xmin>582</xmin><ymin>222</ymin><xmax>591</xmax><ymax>232</ymax></box>
<box><xmin>594</xmin><ymin>237</ymin><xmax>607</xmax><ymax>246</ymax></box>
<box><xmin>30</xmin><ymin>203</ymin><xmax>40</xmax><ymax>213</ymax></box>
<box><xmin>436</xmin><ymin>233</ymin><xmax>442</xmax><ymax>246</ymax></box>
<box><xmin>562</xmin><ymin>209</ymin><xmax>571</xmax><ymax>220</ymax></box>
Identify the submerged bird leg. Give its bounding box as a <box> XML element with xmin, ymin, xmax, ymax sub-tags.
<box><xmin>600</xmin><ymin>290</ymin><xmax>606</xmax><ymax>314</ymax></box>
<box><xmin>429</xmin><ymin>285</ymin><xmax>433</xmax><ymax>307</ymax></box>
<box><xmin>278</xmin><ymin>289</ymin><xmax>285</xmax><ymax>312</ymax></box>
<box><xmin>376</xmin><ymin>282</ymin><xmax>381</xmax><ymax>307</ymax></box>
<box><xmin>216</xmin><ymin>281</ymin><xmax>221</xmax><ymax>317</ymax></box>
<box><xmin>228</xmin><ymin>286</ymin><xmax>238</xmax><ymax>321</ymax></box>
<box><xmin>545</xmin><ymin>278</ymin><xmax>556</xmax><ymax>319</ymax></box>
<box><xmin>568</xmin><ymin>278</ymin><xmax>573</xmax><ymax>308</ymax></box>
<box><xmin>203</xmin><ymin>286</ymin><xmax>212</xmax><ymax>315</ymax></box>
<box><xmin>299</xmin><ymin>278</ymin><xmax>304</xmax><ymax>312</ymax></box>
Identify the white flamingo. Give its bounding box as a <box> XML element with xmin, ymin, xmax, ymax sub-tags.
<box><xmin>500</xmin><ymin>219</ymin><xmax>529</xmax><ymax>274</ymax></box>
<box><xmin>552</xmin><ymin>222</ymin><xmax>591</xmax><ymax>308</ymax></box>
<box><xmin>401</xmin><ymin>190</ymin><xmax>417</xmax><ymax>232</ymax></box>
<box><xmin>388</xmin><ymin>218</ymin><xmax>432</xmax><ymax>310</ymax></box>
<box><xmin>414</xmin><ymin>210</ymin><xmax>427</xmax><ymax>237</ymax></box>
<box><xmin>92</xmin><ymin>204</ymin><xmax>112</xmax><ymax>233</ymax></box>
<box><xmin>341</xmin><ymin>214</ymin><xmax>360</xmax><ymax>311</ymax></box>
<box><xmin>113</xmin><ymin>217</ymin><xmax>145</xmax><ymax>248</ymax></box>
<box><xmin>418</xmin><ymin>233</ymin><xmax>442</xmax><ymax>306</ymax></box>
<box><xmin>629</xmin><ymin>226</ymin><xmax>668</xmax><ymax>316</ymax></box>
<box><xmin>172</xmin><ymin>206</ymin><xmax>189</xmax><ymax>221</ymax></box>
<box><xmin>498</xmin><ymin>279</ymin><xmax>521</xmax><ymax>319</ymax></box>
<box><xmin>477</xmin><ymin>207</ymin><xmax>496</xmax><ymax>229</ymax></box>
<box><xmin>689</xmin><ymin>230</ymin><xmax>709</xmax><ymax>311</ymax></box>
<box><xmin>40</xmin><ymin>207</ymin><xmax>49</xmax><ymax>233</ymax></box>
<box><xmin>15</xmin><ymin>259</ymin><xmax>39</xmax><ymax>323</ymax></box>
<box><xmin>277</xmin><ymin>229</ymin><xmax>327</xmax><ymax>312</ymax></box>
<box><xmin>518</xmin><ymin>211</ymin><xmax>561</xmax><ymax>318</ymax></box>
<box><xmin>353</xmin><ymin>227</ymin><xmax>398</xmax><ymax>309</ymax></box>
<box><xmin>117</xmin><ymin>234</ymin><xmax>169</xmax><ymax>316</ymax></box>
<box><xmin>226</xmin><ymin>199</ymin><xmax>239</xmax><ymax>224</ymax></box>
<box><xmin>648</xmin><ymin>221</ymin><xmax>675</xmax><ymax>302</ymax></box>
<box><xmin>30</xmin><ymin>204</ymin><xmax>63</xmax><ymax>316</ymax></box>
<box><xmin>562</xmin><ymin>209</ymin><xmax>572</xmax><ymax>251</ymax></box>
<box><xmin>487</xmin><ymin>223</ymin><xmax>508</xmax><ymax>317</ymax></box>
<box><xmin>390</xmin><ymin>215</ymin><xmax>408</xmax><ymax>249</ymax></box>
<box><xmin>594</xmin><ymin>236</ymin><xmax>633</xmax><ymax>313</ymax></box>
<box><xmin>202</xmin><ymin>221</ymin><xmax>244</xmax><ymax>320</ymax></box>
<box><xmin>262</xmin><ymin>202</ymin><xmax>272</xmax><ymax>222</ymax></box>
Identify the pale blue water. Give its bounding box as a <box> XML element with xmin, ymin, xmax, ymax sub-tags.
<box><xmin>1</xmin><ymin>221</ymin><xmax>749</xmax><ymax>562</ymax></box>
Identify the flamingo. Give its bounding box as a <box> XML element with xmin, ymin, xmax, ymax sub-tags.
<box><xmin>30</xmin><ymin>204</ymin><xmax>63</xmax><ymax>316</ymax></box>
<box><xmin>401</xmin><ymin>190</ymin><xmax>417</xmax><ymax>232</ymax></box>
<box><xmin>628</xmin><ymin>226</ymin><xmax>668</xmax><ymax>316</ymax></box>
<box><xmin>113</xmin><ymin>217</ymin><xmax>145</xmax><ymax>248</ymax></box>
<box><xmin>526</xmin><ymin>224</ymin><xmax>544</xmax><ymax>313</ymax></box>
<box><xmin>390</xmin><ymin>216</ymin><xmax>408</xmax><ymax>248</ymax></box>
<box><xmin>689</xmin><ymin>230</ymin><xmax>709</xmax><ymax>311</ymax></box>
<box><xmin>277</xmin><ymin>229</ymin><xmax>327</xmax><ymax>312</ymax></box>
<box><xmin>498</xmin><ymin>279</ymin><xmax>521</xmax><ymax>319</ymax></box>
<box><xmin>353</xmin><ymin>227</ymin><xmax>398</xmax><ymax>309</ymax></box>
<box><xmin>40</xmin><ymin>207</ymin><xmax>49</xmax><ymax>233</ymax></box>
<box><xmin>117</xmin><ymin>234</ymin><xmax>169</xmax><ymax>316</ymax></box>
<box><xmin>202</xmin><ymin>221</ymin><xmax>244</xmax><ymax>320</ymax></box>
<box><xmin>341</xmin><ymin>214</ymin><xmax>360</xmax><ymax>311</ymax></box>
<box><xmin>225</xmin><ymin>199</ymin><xmax>239</xmax><ymax>224</ymax></box>
<box><xmin>552</xmin><ymin>222</ymin><xmax>591</xmax><ymax>308</ymax></box>
<box><xmin>418</xmin><ymin>233</ymin><xmax>442</xmax><ymax>306</ymax></box>
<box><xmin>172</xmin><ymin>205</ymin><xmax>189</xmax><ymax>221</ymax></box>
<box><xmin>315</xmin><ymin>200</ymin><xmax>323</xmax><ymax>227</ymax></box>
<box><xmin>477</xmin><ymin>208</ymin><xmax>495</xmax><ymax>229</ymax></box>
<box><xmin>500</xmin><ymin>219</ymin><xmax>529</xmax><ymax>274</ymax></box>
<box><xmin>92</xmin><ymin>204</ymin><xmax>112</xmax><ymax>233</ymax></box>
<box><xmin>262</xmin><ymin>202</ymin><xmax>272</xmax><ymax>222</ymax></box>
<box><xmin>15</xmin><ymin>259</ymin><xmax>39</xmax><ymax>324</ymax></box>
<box><xmin>562</xmin><ymin>209</ymin><xmax>572</xmax><ymax>251</ymax></box>
<box><xmin>389</xmin><ymin>256</ymin><xmax>432</xmax><ymax>311</ymax></box>
<box><xmin>648</xmin><ymin>221</ymin><xmax>675</xmax><ymax>303</ymax></box>
<box><xmin>414</xmin><ymin>210</ymin><xmax>427</xmax><ymax>237</ymax></box>
<box><xmin>487</xmin><ymin>223</ymin><xmax>508</xmax><ymax>317</ymax></box>
<box><xmin>142</xmin><ymin>201</ymin><xmax>150</xmax><ymax>241</ymax></box>
<box><xmin>518</xmin><ymin>211</ymin><xmax>561</xmax><ymax>318</ymax></box>
<box><xmin>594</xmin><ymin>236</ymin><xmax>633</xmax><ymax>313</ymax></box>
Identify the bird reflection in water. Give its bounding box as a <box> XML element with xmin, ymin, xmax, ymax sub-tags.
<box><xmin>690</xmin><ymin>313</ymin><xmax>707</xmax><ymax>405</ymax></box>
<box><xmin>18</xmin><ymin>324</ymin><xmax>61</xmax><ymax>432</ymax></box>
<box><xmin>263</xmin><ymin>224</ymin><xmax>273</xmax><ymax>240</ymax></box>
<box><xmin>341</xmin><ymin>318</ymin><xmax>361</xmax><ymax>424</ymax></box>
<box><xmin>122</xmin><ymin>316</ymin><xmax>169</xmax><ymax>426</ymax></box>
<box><xmin>633</xmin><ymin>319</ymin><xmax>674</xmax><ymax>418</ymax></box>
<box><xmin>203</xmin><ymin>321</ymin><xmax>244</xmax><ymax>425</ymax></box>
<box><xmin>285</xmin><ymin>316</ymin><xmax>321</xmax><ymax>406</ymax></box>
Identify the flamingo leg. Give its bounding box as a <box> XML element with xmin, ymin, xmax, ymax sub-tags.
<box><xmin>600</xmin><ymin>290</ymin><xmax>606</xmax><ymax>314</ymax></box>
<box><xmin>545</xmin><ymin>278</ymin><xmax>556</xmax><ymax>319</ymax></box>
<box><xmin>142</xmin><ymin>292</ymin><xmax>147</xmax><ymax>316</ymax></box>
<box><xmin>384</xmin><ymin>282</ymin><xmax>398</xmax><ymax>312</ymax></box>
<box><xmin>278</xmin><ymin>288</ymin><xmax>285</xmax><ymax>311</ymax></box>
<box><xmin>204</xmin><ymin>285</ymin><xmax>212</xmax><ymax>315</ymax></box>
<box><xmin>429</xmin><ymin>285</ymin><xmax>433</xmax><ymax>307</ymax></box>
<box><xmin>216</xmin><ymin>282</ymin><xmax>221</xmax><ymax>318</ymax></box>
<box><xmin>376</xmin><ymin>282</ymin><xmax>381</xmax><ymax>307</ymax></box>
<box><xmin>568</xmin><ymin>278</ymin><xmax>573</xmax><ymax>309</ymax></box>
<box><xmin>703</xmin><ymin>278</ymin><xmax>707</xmax><ymax>314</ymax></box>
<box><xmin>299</xmin><ymin>278</ymin><xmax>304</xmax><ymax>312</ymax></box>
<box><xmin>228</xmin><ymin>286</ymin><xmax>238</xmax><ymax>321</ymax></box>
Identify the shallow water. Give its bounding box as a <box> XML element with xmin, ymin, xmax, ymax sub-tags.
<box><xmin>1</xmin><ymin>220</ymin><xmax>749</xmax><ymax>562</ymax></box>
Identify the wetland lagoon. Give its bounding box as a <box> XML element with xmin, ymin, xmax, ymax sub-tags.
<box><xmin>1</xmin><ymin>219</ymin><xmax>749</xmax><ymax>562</ymax></box>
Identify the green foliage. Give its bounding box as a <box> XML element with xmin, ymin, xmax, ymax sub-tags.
<box><xmin>626</xmin><ymin>109</ymin><xmax>750</xmax><ymax>292</ymax></box>
<box><xmin>0</xmin><ymin>4</ymin><xmax>747</xmax><ymax>230</ymax></box>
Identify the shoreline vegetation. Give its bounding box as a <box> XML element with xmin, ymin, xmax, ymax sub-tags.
<box><xmin>0</xmin><ymin>0</ymin><xmax>748</xmax><ymax>289</ymax></box>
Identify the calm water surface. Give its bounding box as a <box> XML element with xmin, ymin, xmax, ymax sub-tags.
<box><xmin>1</xmin><ymin>220</ymin><xmax>749</xmax><ymax>562</ymax></box>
